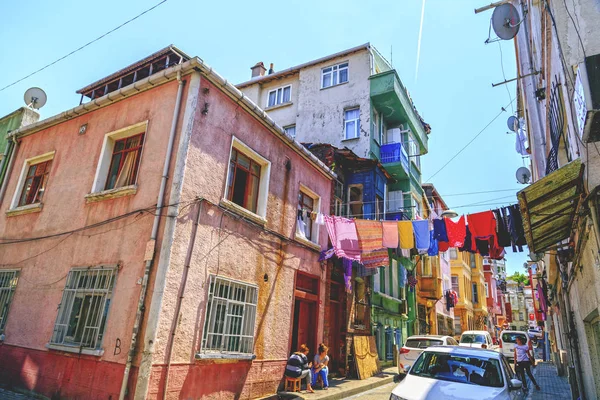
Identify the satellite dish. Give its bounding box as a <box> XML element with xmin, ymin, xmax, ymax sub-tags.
<box><xmin>492</xmin><ymin>3</ymin><xmax>521</xmax><ymax>40</ymax></box>
<box><xmin>23</xmin><ymin>87</ymin><xmax>47</xmax><ymax>110</ymax></box>
<box><xmin>516</xmin><ymin>166</ymin><xmax>531</xmax><ymax>184</ymax></box>
<box><xmin>507</xmin><ymin>116</ymin><xmax>520</xmax><ymax>132</ymax></box>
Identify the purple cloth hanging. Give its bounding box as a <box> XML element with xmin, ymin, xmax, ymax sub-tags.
<box><xmin>343</xmin><ymin>257</ymin><xmax>353</xmax><ymax>293</ymax></box>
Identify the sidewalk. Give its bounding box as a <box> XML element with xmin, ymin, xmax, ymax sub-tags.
<box><xmin>526</xmin><ymin>362</ymin><xmax>572</xmax><ymax>400</ymax></box>
<box><xmin>272</xmin><ymin>366</ymin><xmax>397</xmax><ymax>400</ymax></box>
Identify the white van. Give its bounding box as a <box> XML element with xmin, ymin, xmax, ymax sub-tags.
<box><xmin>459</xmin><ymin>330</ymin><xmax>497</xmax><ymax>350</ymax></box>
<box><xmin>500</xmin><ymin>330</ymin><xmax>530</xmax><ymax>361</ymax></box>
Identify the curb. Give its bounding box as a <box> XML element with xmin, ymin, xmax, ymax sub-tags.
<box><xmin>287</xmin><ymin>374</ymin><xmax>396</xmax><ymax>400</ymax></box>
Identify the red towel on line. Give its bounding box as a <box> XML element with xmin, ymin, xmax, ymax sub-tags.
<box><xmin>445</xmin><ymin>216</ymin><xmax>466</xmax><ymax>248</ymax></box>
<box><xmin>467</xmin><ymin>211</ymin><xmax>497</xmax><ymax>240</ymax></box>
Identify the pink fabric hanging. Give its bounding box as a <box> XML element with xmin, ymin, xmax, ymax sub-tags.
<box><xmin>382</xmin><ymin>221</ymin><xmax>399</xmax><ymax>248</ymax></box>
<box><xmin>324</xmin><ymin>216</ymin><xmax>361</xmax><ymax>261</ymax></box>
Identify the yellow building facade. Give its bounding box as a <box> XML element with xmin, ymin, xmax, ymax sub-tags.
<box><xmin>450</xmin><ymin>250</ymin><xmax>488</xmax><ymax>335</ymax></box>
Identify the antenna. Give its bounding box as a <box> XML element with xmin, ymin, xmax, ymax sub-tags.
<box><xmin>507</xmin><ymin>115</ymin><xmax>519</xmax><ymax>132</ymax></box>
<box><xmin>491</xmin><ymin>3</ymin><xmax>521</xmax><ymax>40</ymax></box>
<box><xmin>516</xmin><ymin>166</ymin><xmax>531</xmax><ymax>184</ymax></box>
<box><xmin>23</xmin><ymin>87</ymin><xmax>47</xmax><ymax>110</ymax></box>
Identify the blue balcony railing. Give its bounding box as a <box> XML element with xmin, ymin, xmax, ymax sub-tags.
<box><xmin>380</xmin><ymin>142</ymin><xmax>409</xmax><ymax>170</ymax></box>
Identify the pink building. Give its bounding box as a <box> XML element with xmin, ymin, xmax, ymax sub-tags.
<box><xmin>0</xmin><ymin>46</ymin><xmax>333</xmax><ymax>400</ymax></box>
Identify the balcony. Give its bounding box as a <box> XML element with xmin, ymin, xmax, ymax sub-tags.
<box><xmin>380</xmin><ymin>142</ymin><xmax>409</xmax><ymax>179</ymax></box>
<box><xmin>370</xmin><ymin>70</ymin><xmax>428</xmax><ymax>153</ymax></box>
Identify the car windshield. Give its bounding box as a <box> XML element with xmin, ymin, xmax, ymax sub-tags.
<box><xmin>410</xmin><ymin>351</ymin><xmax>504</xmax><ymax>388</ymax></box>
<box><xmin>502</xmin><ymin>332</ymin><xmax>527</xmax><ymax>343</ymax></box>
<box><xmin>461</xmin><ymin>334</ymin><xmax>486</xmax><ymax>344</ymax></box>
<box><xmin>405</xmin><ymin>339</ymin><xmax>444</xmax><ymax>349</ymax></box>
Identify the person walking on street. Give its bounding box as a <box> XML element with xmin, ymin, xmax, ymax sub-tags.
<box><xmin>514</xmin><ymin>336</ymin><xmax>540</xmax><ymax>394</ymax></box>
<box><xmin>285</xmin><ymin>344</ymin><xmax>314</xmax><ymax>393</ymax></box>
<box><xmin>312</xmin><ymin>343</ymin><xmax>330</xmax><ymax>390</ymax></box>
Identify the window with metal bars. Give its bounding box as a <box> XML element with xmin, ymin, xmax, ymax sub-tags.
<box><xmin>18</xmin><ymin>160</ymin><xmax>52</xmax><ymax>206</ymax></box>
<box><xmin>201</xmin><ymin>275</ymin><xmax>258</xmax><ymax>355</ymax></box>
<box><xmin>0</xmin><ymin>270</ymin><xmax>19</xmax><ymax>333</ymax></box>
<box><xmin>50</xmin><ymin>267</ymin><xmax>117</xmax><ymax>350</ymax></box>
<box><xmin>546</xmin><ymin>79</ymin><xmax>567</xmax><ymax>175</ymax></box>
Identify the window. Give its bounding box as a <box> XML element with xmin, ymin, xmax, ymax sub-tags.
<box><xmin>413</xmin><ymin>197</ymin><xmax>421</xmax><ymax>219</ymax></box>
<box><xmin>485</xmin><ymin>283</ymin><xmax>489</xmax><ymax>298</ymax></box>
<box><xmin>0</xmin><ymin>270</ymin><xmax>19</xmax><ymax>333</ymax></box>
<box><xmin>50</xmin><ymin>267</ymin><xmax>117</xmax><ymax>352</ymax></box>
<box><xmin>473</xmin><ymin>283</ymin><xmax>479</xmax><ymax>304</ymax></box>
<box><xmin>376</xmin><ymin>195</ymin><xmax>384</xmax><ymax>220</ymax></box>
<box><xmin>470</xmin><ymin>253</ymin><xmax>476</xmax><ymax>269</ymax></box>
<box><xmin>451</xmin><ymin>275</ymin><xmax>459</xmax><ymax>296</ymax></box>
<box><xmin>449</xmin><ymin>248</ymin><xmax>458</xmax><ymax>260</ymax></box>
<box><xmin>387</xmin><ymin>190</ymin><xmax>403</xmax><ymax>212</ymax></box>
<box><xmin>454</xmin><ymin>317</ymin><xmax>462</xmax><ymax>335</ymax></box>
<box><xmin>91</xmin><ymin>121</ymin><xmax>147</xmax><ymax>194</ymax></box>
<box><xmin>11</xmin><ymin>151</ymin><xmax>55</xmax><ymax>210</ymax></box>
<box><xmin>519</xmin><ymin>312</ymin><xmax>524</xmax><ymax>321</ymax></box>
<box><xmin>202</xmin><ymin>275</ymin><xmax>258</xmax><ymax>355</ymax></box>
<box><xmin>422</xmin><ymin>258</ymin><xmax>432</xmax><ymax>277</ymax></box>
<box><xmin>373</xmin><ymin>111</ymin><xmax>385</xmax><ymax>144</ymax></box>
<box><xmin>105</xmin><ymin>133</ymin><xmax>144</xmax><ymax>190</ymax></box>
<box><xmin>321</xmin><ymin>62</ymin><xmax>348</xmax><ymax>88</ymax></box>
<box><xmin>407</xmin><ymin>138</ymin><xmax>420</xmax><ymax>169</ymax></box>
<box><xmin>297</xmin><ymin>186</ymin><xmax>320</xmax><ymax>243</ymax></box>
<box><xmin>348</xmin><ymin>184</ymin><xmax>363</xmax><ymax>218</ymax></box>
<box><xmin>284</xmin><ymin>125</ymin><xmax>296</xmax><ymax>139</ymax></box>
<box><xmin>18</xmin><ymin>159</ymin><xmax>52</xmax><ymax>206</ymax></box>
<box><xmin>267</xmin><ymin>85</ymin><xmax>291</xmax><ymax>107</ymax></box>
<box><xmin>344</xmin><ymin>108</ymin><xmax>360</xmax><ymax>140</ymax></box>
<box><xmin>431</xmin><ymin>257</ymin><xmax>440</xmax><ymax>276</ymax></box>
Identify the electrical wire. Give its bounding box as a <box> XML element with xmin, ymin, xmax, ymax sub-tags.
<box><xmin>0</xmin><ymin>0</ymin><xmax>168</xmax><ymax>93</ymax></box>
<box><xmin>498</xmin><ymin>41</ymin><xmax>515</xmax><ymax>115</ymax></box>
<box><xmin>425</xmin><ymin>98</ymin><xmax>515</xmax><ymax>182</ymax></box>
<box><xmin>562</xmin><ymin>0</ymin><xmax>586</xmax><ymax>60</ymax></box>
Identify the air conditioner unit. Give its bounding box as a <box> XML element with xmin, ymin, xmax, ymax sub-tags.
<box><xmin>574</xmin><ymin>54</ymin><xmax>600</xmax><ymax>143</ymax></box>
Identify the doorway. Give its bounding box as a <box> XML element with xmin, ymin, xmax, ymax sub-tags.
<box><xmin>291</xmin><ymin>272</ymin><xmax>320</xmax><ymax>355</ymax></box>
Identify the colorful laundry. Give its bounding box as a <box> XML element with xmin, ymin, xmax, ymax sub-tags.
<box><xmin>361</xmin><ymin>248</ymin><xmax>390</xmax><ymax>268</ymax></box>
<box><xmin>325</xmin><ymin>215</ymin><xmax>361</xmax><ymax>261</ymax></box>
<box><xmin>459</xmin><ymin>224</ymin><xmax>476</xmax><ymax>253</ymax></box>
<box><xmin>343</xmin><ymin>257</ymin><xmax>353</xmax><ymax>293</ymax></box>
<box><xmin>445</xmin><ymin>216</ymin><xmax>466</xmax><ymax>247</ymax></box>
<box><xmin>467</xmin><ymin>211</ymin><xmax>497</xmax><ymax>241</ymax></box>
<box><xmin>433</xmin><ymin>218</ymin><xmax>449</xmax><ymax>242</ymax></box>
<box><xmin>398</xmin><ymin>220</ymin><xmax>415</xmax><ymax>249</ymax></box>
<box><xmin>412</xmin><ymin>220</ymin><xmax>430</xmax><ymax>251</ymax></box>
<box><xmin>355</xmin><ymin>220</ymin><xmax>383</xmax><ymax>253</ymax></box>
<box><xmin>382</xmin><ymin>221</ymin><xmax>399</xmax><ymax>248</ymax></box>
<box><xmin>427</xmin><ymin>230</ymin><xmax>439</xmax><ymax>256</ymax></box>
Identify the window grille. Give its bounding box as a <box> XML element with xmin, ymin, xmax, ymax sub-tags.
<box><xmin>0</xmin><ymin>270</ymin><xmax>19</xmax><ymax>333</ymax></box>
<box><xmin>546</xmin><ymin>79</ymin><xmax>566</xmax><ymax>174</ymax></box>
<box><xmin>50</xmin><ymin>267</ymin><xmax>117</xmax><ymax>350</ymax></box>
<box><xmin>202</xmin><ymin>275</ymin><xmax>258</xmax><ymax>355</ymax></box>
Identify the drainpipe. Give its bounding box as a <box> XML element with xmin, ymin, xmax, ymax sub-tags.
<box><xmin>562</xmin><ymin>263</ymin><xmax>586</xmax><ymax>399</ymax></box>
<box><xmin>0</xmin><ymin>138</ymin><xmax>18</xmax><ymax>206</ymax></box>
<box><xmin>119</xmin><ymin>72</ymin><xmax>186</xmax><ymax>400</ymax></box>
<box><xmin>162</xmin><ymin>200</ymin><xmax>202</xmax><ymax>400</ymax></box>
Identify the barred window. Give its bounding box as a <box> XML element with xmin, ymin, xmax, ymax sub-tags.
<box><xmin>50</xmin><ymin>267</ymin><xmax>117</xmax><ymax>351</ymax></box>
<box><xmin>202</xmin><ymin>275</ymin><xmax>258</xmax><ymax>355</ymax></box>
<box><xmin>0</xmin><ymin>270</ymin><xmax>19</xmax><ymax>333</ymax></box>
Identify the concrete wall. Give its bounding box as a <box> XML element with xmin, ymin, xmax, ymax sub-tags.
<box><xmin>146</xmin><ymin>77</ymin><xmax>332</xmax><ymax>399</ymax></box>
<box><xmin>0</xmin><ymin>78</ymin><xmax>189</xmax><ymax>399</ymax></box>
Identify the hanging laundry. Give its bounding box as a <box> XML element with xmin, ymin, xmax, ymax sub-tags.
<box><xmin>507</xmin><ymin>205</ymin><xmax>527</xmax><ymax>247</ymax></box>
<box><xmin>438</xmin><ymin>241</ymin><xmax>450</xmax><ymax>252</ymax></box>
<box><xmin>427</xmin><ymin>230</ymin><xmax>439</xmax><ymax>256</ymax></box>
<box><xmin>343</xmin><ymin>258</ymin><xmax>353</xmax><ymax>293</ymax></box>
<box><xmin>502</xmin><ymin>207</ymin><xmax>522</xmax><ymax>252</ymax></box>
<box><xmin>319</xmin><ymin>248</ymin><xmax>335</xmax><ymax>262</ymax></box>
<box><xmin>296</xmin><ymin>217</ymin><xmax>307</xmax><ymax>239</ymax></box>
<box><xmin>407</xmin><ymin>271</ymin><xmax>418</xmax><ymax>291</ymax></box>
<box><xmin>488</xmin><ymin>236</ymin><xmax>505</xmax><ymax>260</ymax></box>
<box><xmin>355</xmin><ymin>220</ymin><xmax>383</xmax><ymax>253</ymax></box>
<box><xmin>361</xmin><ymin>249</ymin><xmax>390</xmax><ymax>269</ymax></box>
<box><xmin>493</xmin><ymin>209</ymin><xmax>511</xmax><ymax>247</ymax></box>
<box><xmin>433</xmin><ymin>218</ymin><xmax>449</xmax><ymax>242</ymax></box>
<box><xmin>459</xmin><ymin>225</ymin><xmax>476</xmax><ymax>253</ymax></box>
<box><xmin>467</xmin><ymin>211</ymin><xmax>497</xmax><ymax>241</ymax></box>
<box><xmin>399</xmin><ymin>262</ymin><xmax>407</xmax><ymax>286</ymax></box>
<box><xmin>515</xmin><ymin>121</ymin><xmax>529</xmax><ymax>156</ymax></box>
<box><xmin>412</xmin><ymin>220</ymin><xmax>430</xmax><ymax>251</ymax></box>
<box><xmin>315</xmin><ymin>212</ymin><xmax>325</xmax><ymax>226</ymax></box>
<box><xmin>325</xmin><ymin>216</ymin><xmax>361</xmax><ymax>261</ymax></box>
<box><xmin>399</xmin><ymin>256</ymin><xmax>414</xmax><ymax>272</ymax></box>
<box><xmin>398</xmin><ymin>220</ymin><xmax>415</xmax><ymax>250</ymax></box>
<box><xmin>445</xmin><ymin>216</ymin><xmax>466</xmax><ymax>248</ymax></box>
<box><xmin>475</xmin><ymin>238</ymin><xmax>490</xmax><ymax>257</ymax></box>
<box><xmin>382</xmin><ymin>221</ymin><xmax>399</xmax><ymax>248</ymax></box>
<box><xmin>401</xmin><ymin>248</ymin><xmax>411</xmax><ymax>258</ymax></box>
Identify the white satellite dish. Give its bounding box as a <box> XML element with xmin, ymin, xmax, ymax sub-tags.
<box><xmin>492</xmin><ymin>3</ymin><xmax>521</xmax><ymax>40</ymax></box>
<box><xmin>23</xmin><ymin>87</ymin><xmax>47</xmax><ymax>110</ymax></box>
<box><xmin>516</xmin><ymin>166</ymin><xmax>531</xmax><ymax>184</ymax></box>
<box><xmin>507</xmin><ymin>116</ymin><xmax>519</xmax><ymax>132</ymax></box>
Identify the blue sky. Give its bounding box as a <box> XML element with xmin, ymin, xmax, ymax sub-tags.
<box><xmin>0</xmin><ymin>0</ymin><xmax>529</xmax><ymax>274</ymax></box>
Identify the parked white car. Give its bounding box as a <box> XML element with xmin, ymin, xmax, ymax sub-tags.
<box><xmin>500</xmin><ymin>330</ymin><xmax>531</xmax><ymax>361</ymax></box>
<box><xmin>398</xmin><ymin>335</ymin><xmax>459</xmax><ymax>374</ymax></box>
<box><xmin>459</xmin><ymin>330</ymin><xmax>498</xmax><ymax>350</ymax></box>
<box><xmin>390</xmin><ymin>346</ymin><xmax>526</xmax><ymax>400</ymax></box>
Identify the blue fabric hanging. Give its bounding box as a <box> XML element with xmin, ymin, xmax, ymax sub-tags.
<box><xmin>427</xmin><ymin>230</ymin><xmax>439</xmax><ymax>256</ymax></box>
<box><xmin>433</xmin><ymin>218</ymin><xmax>449</xmax><ymax>242</ymax></box>
<box><xmin>412</xmin><ymin>220</ymin><xmax>430</xmax><ymax>251</ymax></box>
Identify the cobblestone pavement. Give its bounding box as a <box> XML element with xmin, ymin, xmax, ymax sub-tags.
<box><xmin>526</xmin><ymin>362</ymin><xmax>572</xmax><ymax>400</ymax></box>
<box><xmin>0</xmin><ymin>388</ymin><xmax>40</xmax><ymax>400</ymax></box>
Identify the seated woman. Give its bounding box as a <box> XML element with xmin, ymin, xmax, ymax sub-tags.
<box><xmin>285</xmin><ymin>344</ymin><xmax>314</xmax><ymax>393</ymax></box>
<box><xmin>312</xmin><ymin>343</ymin><xmax>330</xmax><ymax>390</ymax></box>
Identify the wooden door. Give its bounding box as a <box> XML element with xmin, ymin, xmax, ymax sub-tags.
<box><xmin>292</xmin><ymin>299</ymin><xmax>316</xmax><ymax>354</ymax></box>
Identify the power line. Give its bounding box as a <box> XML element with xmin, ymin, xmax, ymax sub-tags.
<box><xmin>438</xmin><ymin>188</ymin><xmax>522</xmax><ymax>197</ymax></box>
<box><xmin>425</xmin><ymin>98</ymin><xmax>515</xmax><ymax>182</ymax></box>
<box><xmin>0</xmin><ymin>0</ymin><xmax>167</xmax><ymax>93</ymax></box>
<box><xmin>498</xmin><ymin>41</ymin><xmax>515</xmax><ymax>115</ymax></box>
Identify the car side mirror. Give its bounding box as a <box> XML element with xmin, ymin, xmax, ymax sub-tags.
<box><xmin>509</xmin><ymin>378</ymin><xmax>523</xmax><ymax>390</ymax></box>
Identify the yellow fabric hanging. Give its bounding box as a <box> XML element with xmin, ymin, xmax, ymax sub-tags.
<box><xmin>398</xmin><ymin>220</ymin><xmax>415</xmax><ymax>249</ymax></box>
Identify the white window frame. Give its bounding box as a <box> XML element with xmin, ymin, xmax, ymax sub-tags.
<box><xmin>413</xmin><ymin>196</ymin><xmax>422</xmax><ymax>219</ymax></box>
<box><xmin>266</xmin><ymin>85</ymin><xmax>292</xmax><ymax>108</ymax></box>
<box><xmin>200</xmin><ymin>275</ymin><xmax>258</xmax><ymax>358</ymax></box>
<box><xmin>0</xmin><ymin>270</ymin><xmax>19</xmax><ymax>333</ymax></box>
<box><xmin>321</xmin><ymin>62</ymin><xmax>349</xmax><ymax>88</ymax></box>
<box><xmin>344</xmin><ymin>108</ymin><xmax>360</xmax><ymax>140</ymax></box>
<box><xmin>90</xmin><ymin>121</ymin><xmax>148</xmax><ymax>194</ymax></box>
<box><xmin>451</xmin><ymin>275</ymin><xmax>460</xmax><ymax>296</ymax></box>
<box><xmin>284</xmin><ymin>125</ymin><xmax>296</xmax><ymax>139</ymax></box>
<box><xmin>296</xmin><ymin>184</ymin><xmax>321</xmax><ymax>246</ymax></box>
<box><xmin>48</xmin><ymin>266</ymin><xmax>117</xmax><ymax>356</ymax></box>
<box><xmin>223</xmin><ymin>137</ymin><xmax>271</xmax><ymax>222</ymax></box>
<box><xmin>347</xmin><ymin>184</ymin><xmax>364</xmax><ymax>218</ymax></box>
<box><xmin>485</xmin><ymin>282</ymin><xmax>489</xmax><ymax>298</ymax></box>
<box><xmin>449</xmin><ymin>248</ymin><xmax>458</xmax><ymax>260</ymax></box>
<box><xmin>10</xmin><ymin>151</ymin><xmax>55</xmax><ymax>210</ymax></box>
<box><xmin>407</xmin><ymin>137</ymin><xmax>421</xmax><ymax>170</ymax></box>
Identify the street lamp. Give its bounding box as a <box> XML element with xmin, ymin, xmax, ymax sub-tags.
<box><xmin>441</xmin><ymin>209</ymin><xmax>459</xmax><ymax>218</ymax></box>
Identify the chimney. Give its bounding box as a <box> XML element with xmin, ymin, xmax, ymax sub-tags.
<box><xmin>268</xmin><ymin>63</ymin><xmax>274</xmax><ymax>75</ymax></box>
<box><xmin>250</xmin><ymin>62</ymin><xmax>267</xmax><ymax>79</ymax></box>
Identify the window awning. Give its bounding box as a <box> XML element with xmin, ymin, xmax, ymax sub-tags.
<box><xmin>517</xmin><ymin>159</ymin><xmax>584</xmax><ymax>253</ymax></box>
